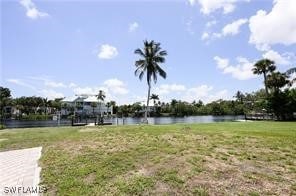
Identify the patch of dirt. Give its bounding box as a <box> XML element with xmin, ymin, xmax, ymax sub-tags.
<box><xmin>180</xmin><ymin>126</ymin><xmax>192</xmax><ymax>132</ymax></box>
<box><xmin>150</xmin><ymin>181</ymin><xmax>171</xmax><ymax>194</ymax></box>
<box><xmin>0</xmin><ymin>138</ymin><xmax>8</xmax><ymax>142</ymax></box>
<box><xmin>124</xmin><ymin>165</ymin><xmax>156</xmax><ymax>180</ymax></box>
<box><xmin>83</xmin><ymin>172</ymin><xmax>96</xmax><ymax>184</ymax></box>
<box><xmin>184</xmin><ymin>134</ymin><xmax>205</xmax><ymax>141</ymax></box>
<box><xmin>79</xmin><ymin>127</ymin><xmax>106</xmax><ymax>132</ymax></box>
<box><xmin>185</xmin><ymin>155</ymin><xmax>294</xmax><ymax>195</ymax></box>
<box><xmin>50</xmin><ymin>133</ymin><xmax>142</xmax><ymax>155</ymax></box>
<box><xmin>159</xmin><ymin>133</ymin><xmax>182</xmax><ymax>145</ymax></box>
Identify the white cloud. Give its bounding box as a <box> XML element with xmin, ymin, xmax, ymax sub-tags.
<box><xmin>103</xmin><ymin>78</ymin><xmax>129</xmax><ymax>95</ymax></box>
<box><xmin>152</xmin><ymin>83</ymin><xmax>228</xmax><ymax>103</ymax></box>
<box><xmin>154</xmin><ymin>84</ymin><xmax>186</xmax><ymax>95</ymax></box>
<box><xmin>7</xmin><ymin>78</ymin><xmax>36</xmax><ymax>90</ymax></box>
<box><xmin>19</xmin><ymin>0</ymin><xmax>49</xmax><ymax>19</ymax></box>
<box><xmin>214</xmin><ymin>56</ymin><xmax>229</xmax><ymax>69</ymax></box>
<box><xmin>28</xmin><ymin>76</ymin><xmax>68</xmax><ymax>88</ymax></box>
<box><xmin>262</xmin><ymin>50</ymin><xmax>290</xmax><ymax>65</ymax></box>
<box><xmin>68</xmin><ymin>82</ymin><xmax>77</xmax><ymax>88</ymax></box>
<box><xmin>188</xmin><ymin>0</ymin><xmax>196</xmax><ymax>6</ymax></box>
<box><xmin>187</xmin><ymin>85</ymin><xmax>213</xmax><ymax>97</ymax></box>
<box><xmin>202</xmin><ymin>18</ymin><xmax>247</xmax><ymax>41</ymax></box>
<box><xmin>214</xmin><ymin>56</ymin><xmax>256</xmax><ymax>80</ymax></box>
<box><xmin>182</xmin><ymin>85</ymin><xmax>229</xmax><ymax>103</ymax></box>
<box><xmin>249</xmin><ymin>0</ymin><xmax>296</xmax><ymax>51</ymax></box>
<box><xmin>206</xmin><ymin>20</ymin><xmax>217</xmax><ymax>28</ymax></box>
<box><xmin>103</xmin><ymin>78</ymin><xmax>124</xmax><ymax>87</ymax></box>
<box><xmin>72</xmin><ymin>78</ymin><xmax>128</xmax><ymax>102</ymax></box>
<box><xmin>98</xmin><ymin>44</ymin><xmax>118</xmax><ymax>59</ymax></box>
<box><xmin>189</xmin><ymin>0</ymin><xmax>237</xmax><ymax>15</ymax></box>
<box><xmin>39</xmin><ymin>89</ymin><xmax>64</xmax><ymax>99</ymax></box>
<box><xmin>129</xmin><ymin>22</ymin><xmax>139</xmax><ymax>32</ymax></box>
<box><xmin>201</xmin><ymin>32</ymin><xmax>210</xmax><ymax>40</ymax></box>
<box><xmin>73</xmin><ymin>87</ymin><xmax>94</xmax><ymax>95</ymax></box>
<box><xmin>186</xmin><ymin>19</ymin><xmax>195</xmax><ymax>35</ymax></box>
<box><xmin>222</xmin><ymin>18</ymin><xmax>248</xmax><ymax>36</ymax></box>
<box><xmin>289</xmin><ymin>72</ymin><xmax>296</xmax><ymax>89</ymax></box>
<box><xmin>44</xmin><ymin>81</ymin><xmax>67</xmax><ymax>88</ymax></box>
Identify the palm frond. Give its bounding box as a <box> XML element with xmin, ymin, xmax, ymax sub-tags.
<box><xmin>139</xmin><ymin>71</ymin><xmax>145</xmax><ymax>81</ymax></box>
<box><xmin>153</xmin><ymin>56</ymin><xmax>166</xmax><ymax>63</ymax></box>
<box><xmin>155</xmin><ymin>64</ymin><xmax>166</xmax><ymax>79</ymax></box>
<box><xmin>159</xmin><ymin>50</ymin><xmax>167</xmax><ymax>56</ymax></box>
<box><xmin>135</xmin><ymin>59</ymin><xmax>145</xmax><ymax>67</ymax></box>
<box><xmin>286</xmin><ymin>67</ymin><xmax>296</xmax><ymax>75</ymax></box>
<box><xmin>152</xmin><ymin>70</ymin><xmax>158</xmax><ymax>84</ymax></box>
<box><xmin>134</xmin><ymin>49</ymin><xmax>145</xmax><ymax>57</ymax></box>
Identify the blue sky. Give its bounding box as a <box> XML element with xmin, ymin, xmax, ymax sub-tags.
<box><xmin>1</xmin><ymin>0</ymin><xmax>296</xmax><ymax>104</ymax></box>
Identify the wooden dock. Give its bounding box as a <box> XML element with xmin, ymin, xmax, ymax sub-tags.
<box><xmin>72</xmin><ymin>122</ymin><xmax>87</xmax><ymax>126</ymax></box>
<box><xmin>245</xmin><ymin>113</ymin><xmax>274</xmax><ymax>121</ymax></box>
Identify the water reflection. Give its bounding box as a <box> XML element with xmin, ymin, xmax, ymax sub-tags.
<box><xmin>3</xmin><ymin>115</ymin><xmax>244</xmax><ymax>128</ymax></box>
<box><xmin>114</xmin><ymin>115</ymin><xmax>244</xmax><ymax>125</ymax></box>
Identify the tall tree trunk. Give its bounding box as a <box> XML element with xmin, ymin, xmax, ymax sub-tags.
<box><xmin>144</xmin><ymin>84</ymin><xmax>151</xmax><ymax>123</ymax></box>
<box><xmin>99</xmin><ymin>102</ymin><xmax>101</xmax><ymax>117</ymax></box>
<box><xmin>263</xmin><ymin>72</ymin><xmax>269</xmax><ymax>96</ymax></box>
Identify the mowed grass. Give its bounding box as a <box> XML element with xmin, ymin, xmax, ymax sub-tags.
<box><xmin>0</xmin><ymin>122</ymin><xmax>296</xmax><ymax>195</ymax></box>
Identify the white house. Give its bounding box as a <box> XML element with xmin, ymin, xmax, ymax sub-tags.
<box><xmin>61</xmin><ymin>95</ymin><xmax>112</xmax><ymax>116</ymax></box>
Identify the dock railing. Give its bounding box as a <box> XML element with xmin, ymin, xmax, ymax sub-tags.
<box><xmin>245</xmin><ymin>113</ymin><xmax>274</xmax><ymax>121</ymax></box>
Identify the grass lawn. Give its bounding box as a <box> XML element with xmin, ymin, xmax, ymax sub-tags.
<box><xmin>0</xmin><ymin>122</ymin><xmax>296</xmax><ymax>195</ymax></box>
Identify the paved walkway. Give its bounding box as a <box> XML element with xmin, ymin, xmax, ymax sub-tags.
<box><xmin>0</xmin><ymin>147</ymin><xmax>42</xmax><ymax>195</ymax></box>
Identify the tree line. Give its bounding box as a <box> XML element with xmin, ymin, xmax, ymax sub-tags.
<box><xmin>1</xmin><ymin>40</ymin><xmax>295</xmax><ymax>122</ymax></box>
<box><xmin>133</xmin><ymin>40</ymin><xmax>296</xmax><ymax>121</ymax></box>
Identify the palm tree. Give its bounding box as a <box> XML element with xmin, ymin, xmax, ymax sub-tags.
<box><xmin>96</xmin><ymin>90</ymin><xmax>106</xmax><ymax>116</ymax></box>
<box><xmin>150</xmin><ymin>94</ymin><xmax>159</xmax><ymax>113</ymax></box>
<box><xmin>286</xmin><ymin>67</ymin><xmax>296</xmax><ymax>87</ymax></box>
<box><xmin>252</xmin><ymin>59</ymin><xmax>276</xmax><ymax>95</ymax></box>
<box><xmin>90</xmin><ymin>102</ymin><xmax>97</xmax><ymax>116</ymax></box>
<box><xmin>234</xmin><ymin>91</ymin><xmax>244</xmax><ymax>103</ymax></box>
<box><xmin>106</xmin><ymin>102</ymin><xmax>111</xmax><ymax>116</ymax></box>
<box><xmin>134</xmin><ymin>40</ymin><xmax>167</xmax><ymax>123</ymax></box>
<box><xmin>109</xmin><ymin>101</ymin><xmax>117</xmax><ymax>114</ymax></box>
<box><xmin>150</xmin><ymin>94</ymin><xmax>159</xmax><ymax>106</ymax></box>
<box><xmin>43</xmin><ymin>98</ymin><xmax>51</xmax><ymax>115</ymax></box>
<box><xmin>266</xmin><ymin>72</ymin><xmax>289</xmax><ymax>92</ymax></box>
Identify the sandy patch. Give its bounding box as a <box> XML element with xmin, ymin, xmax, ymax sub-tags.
<box><xmin>79</xmin><ymin>127</ymin><xmax>106</xmax><ymax>132</ymax></box>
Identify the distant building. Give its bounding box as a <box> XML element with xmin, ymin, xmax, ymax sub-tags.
<box><xmin>138</xmin><ymin>100</ymin><xmax>156</xmax><ymax>113</ymax></box>
<box><xmin>61</xmin><ymin>95</ymin><xmax>112</xmax><ymax>116</ymax></box>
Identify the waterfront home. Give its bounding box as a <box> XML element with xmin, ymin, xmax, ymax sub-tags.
<box><xmin>61</xmin><ymin>95</ymin><xmax>112</xmax><ymax>116</ymax></box>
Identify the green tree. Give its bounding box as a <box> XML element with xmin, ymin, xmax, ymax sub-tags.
<box><xmin>106</xmin><ymin>102</ymin><xmax>111</xmax><ymax>115</ymax></box>
<box><xmin>170</xmin><ymin>99</ymin><xmax>178</xmax><ymax>115</ymax></box>
<box><xmin>109</xmin><ymin>101</ymin><xmax>117</xmax><ymax>114</ymax></box>
<box><xmin>0</xmin><ymin>86</ymin><xmax>12</xmax><ymax>122</ymax></box>
<box><xmin>90</xmin><ymin>102</ymin><xmax>97</xmax><ymax>116</ymax></box>
<box><xmin>50</xmin><ymin>98</ymin><xmax>62</xmax><ymax>112</ymax></box>
<box><xmin>234</xmin><ymin>91</ymin><xmax>245</xmax><ymax>103</ymax></box>
<box><xmin>265</xmin><ymin>71</ymin><xmax>290</xmax><ymax>120</ymax></box>
<box><xmin>286</xmin><ymin>67</ymin><xmax>296</xmax><ymax>87</ymax></box>
<box><xmin>266</xmin><ymin>72</ymin><xmax>289</xmax><ymax>92</ymax></box>
<box><xmin>252</xmin><ymin>59</ymin><xmax>276</xmax><ymax>95</ymax></box>
<box><xmin>43</xmin><ymin>98</ymin><xmax>51</xmax><ymax>115</ymax></box>
<box><xmin>134</xmin><ymin>40</ymin><xmax>167</xmax><ymax>123</ymax></box>
<box><xmin>150</xmin><ymin>94</ymin><xmax>159</xmax><ymax>106</ymax></box>
<box><xmin>96</xmin><ymin>90</ymin><xmax>106</xmax><ymax>116</ymax></box>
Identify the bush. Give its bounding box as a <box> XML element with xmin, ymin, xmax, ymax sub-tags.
<box><xmin>21</xmin><ymin>114</ymin><xmax>52</xmax><ymax>121</ymax></box>
<box><xmin>0</xmin><ymin>124</ymin><xmax>5</xmax><ymax>129</ymax></box>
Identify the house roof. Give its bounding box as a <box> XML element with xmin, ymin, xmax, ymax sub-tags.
<box><xmin>84</xmin><ymin>96</ymin><xmax>99</xmax><ymax>102</ymax></box>
<box><xmin>62</xmin><ymin>95</ymin><xmax>102</xmax><ymax>103</ymax></box>
<box><xmin>61</xmin><ymin>96</ymin><xmax>78</xmax><ymax>102</ymax></box>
